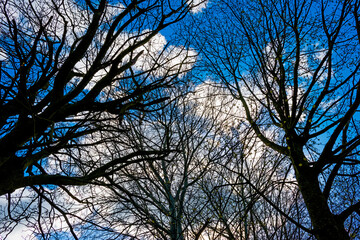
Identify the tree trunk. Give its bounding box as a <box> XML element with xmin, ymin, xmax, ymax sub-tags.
<box><xmin>295</xmin><ymin>164</ymin><xmax>349</xmax><ymax>240</ymax></box>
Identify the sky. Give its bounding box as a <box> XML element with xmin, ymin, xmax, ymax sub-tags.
<box><xmin>1</xmin><ymin>0</ymin><xmax>360</xmax><ymax>239</ymax></box>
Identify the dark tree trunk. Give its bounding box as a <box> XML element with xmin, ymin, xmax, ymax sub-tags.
<box><xmin>295</xmin><ymin>162</ymin><xmax>349</xmax><ymax>240</ymax></box>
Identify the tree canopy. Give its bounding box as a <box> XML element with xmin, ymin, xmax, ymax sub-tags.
<box><xmin>1</xmin><ymin>0</ymin><xmax>360</xmax><ymax>239</ymax></box>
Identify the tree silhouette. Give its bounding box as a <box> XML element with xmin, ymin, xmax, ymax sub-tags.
<box><xmin>2</xmin><ymin>0</ymin><xmax>360</xmax><ymax>239</ymax></box>
<box><xmin>0</xmin><ymin>0</ymin><xmax>196</xmax><ymax>195</ymax></box>
<box><xmin>194</xmin><ymin>0</ymin><xmax>360</xmax><ymax>239</ymax></box>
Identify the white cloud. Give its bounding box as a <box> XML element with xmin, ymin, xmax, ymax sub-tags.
<box><xmin>119</xmin><ymin>30</ymin><xmax>197</xmax><ymax>78</ymax></box>
<box><xmin>0</xmin><ymin>48</ymin><xmax>7</xmax><ymax>61</ymax></box>
<box><xmin>70</xmin><ymin>30</ymin><xmax>197</xmax><ymax>93</ymax></box>
<box><xmin>189</xmin><ymin>0</ymin><xmax>208</xmax><ymax>13</ymax></box>
<box><xmin>136</xmin><ymin>44</ymin><xmax>197</xmax><ymax>78</ymax></box>
<box><xmin>0</xmin><ymin>189</ymin><xmax>37</xmax><ymax>239</ymax></box>
<box><xmin>1</xmin><ymin>224</ymin><xmax>33</xmax><ymax>240</ymax></box>
<box><xmin>188</xmin><ymin>81</ymin><xmax>245</xmax><ymax>130</ymax></box>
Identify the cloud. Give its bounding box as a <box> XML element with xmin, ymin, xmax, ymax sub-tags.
<box><xmin>0</xmin><ymin>189</ymin><xmax>37</xmax><ymax>239</ymax></box>
<box><xmin>189</xmin><ymin>0</ymin><xmax>208</xmax><ymax>13</ymax></box>
<box><xmin>189</xmin><ymin>81</ymin><xmax>244</xmax><ymax>128</ymax></box>
<box><xmin>70</xmin><ymin>30</ymin><xmax>197</xmax><ymax>93</ymax></box>
<box><xmin>134</xmin><ymin>42</ymin><xmax>197</xmax><ymax>78</ymax></box>
<box><xmin>0</xmin><ymin>48</ymin><xmax>7</xmax><ymax>61</ymax></box>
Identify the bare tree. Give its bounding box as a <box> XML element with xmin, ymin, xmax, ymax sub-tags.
<box><xmin>0</xmin><ymin>0</ymin><xmax>205</xmax><ymax>238</ymax></box>
<box><xmin>96</xmin><ymin>88</ymin><xmax>233</xmax><ymax>240</ymax></box>
<box><xmin>193</xmin><ymin>0</ymin><xmax>360</xmax><ymax>239</ymax></box>
<box><xmin>0</xmin><ymin>0</ymin><xmax>198</xmax><ymax>195</ymax></box>
<box><xmin>197</xmin><ymin>113</ymin><xmax>311</xmax><ymax>240</ymax></box>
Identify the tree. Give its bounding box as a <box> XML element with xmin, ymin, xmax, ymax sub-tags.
<box><xmin>191</xmin><ymin>83</ymin><xmax>311</xmax><ymax>240</ymax></box>
<box><xmin>0</xmin><ymin>0</ymin><xmax>205</xmax><ymax>238</ymax></box>
<box><xmin>84</xmin><ymin>84</ymin><xmax>245</xmax><ymax>240</ymax></box>
<box><xmin>112</xmin><ymin>82</ymin><xmax>308</xmax><ymax>240</ymax></box>
<box><xmin>100</xmin><ymin>92</ymin><xmax>219</xmax><ymax>240</ymax></box>
<box><xmin>194</xmin><ymin>0</ymin><xmax>360</xmax><ymax>239</ymax></box>
<box><xmin>0</xmin><ymin>0</ymin><xmax>198</xmax><ymax>196</ymax></box>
